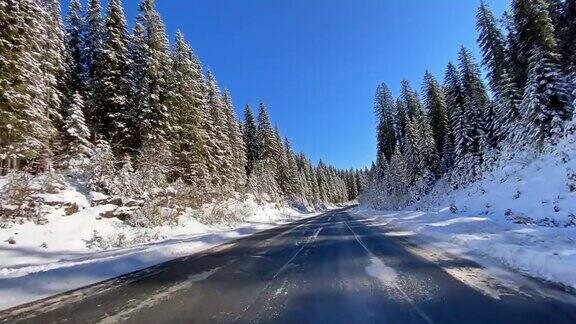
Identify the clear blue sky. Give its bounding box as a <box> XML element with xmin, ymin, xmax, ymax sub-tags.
<box><xmin>62</xmin><ymin>0</ymin><xmax>511</xmax><ymax>169</ymax></box>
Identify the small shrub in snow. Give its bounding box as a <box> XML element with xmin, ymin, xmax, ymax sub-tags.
<box><xmin>40</xmin><ymin>242</ymin><xmax>47</xmax><ymax>249</ymax></box>
<box><xmin>505</xmin><ymin>211</ymin><xmax>534</xmax><ymax>224</ymax></box>
<box><xmin>536</xmin><ymin>217</ymin><xmax>561</xmax><ymax>228</ymax></box>
<box><xmin>567</xmin><ymin>169</ymin><xmax>576</xmax><ymax>192</ymax></box>
<box><xmin>566</xmin><ymin>214</ymin><xmax>576</xmax><ymax>227</ymax></box>
<box><xmin>5</xmin><ymin>237</ymin><xmax>16</xmax><ymax>245</ymax></box>
<box><xmin>0</xmin><ymin>172</ymin><xmax>47</xmax><ymax>224</ymax></box>
<box><xmin>449</xmin><ymin>204</ymin><xmax>458</xmax><ymax>213</ymax></box>
<box><xmin>85</xmin><ymin>230</ymin><xmax>107</xmax><ymax>249</ymax></box>
<box><xmin>512</xmin><ymin>190</ymin><xmax>521</xmax><ymax>199</ymax></box>
<box><xmin>554</xmin><ymin>205</ymin><xmax>561</xmax><ymax>213</ymax></box>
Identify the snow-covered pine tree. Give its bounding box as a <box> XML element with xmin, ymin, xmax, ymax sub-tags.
<box><xmin>167</xmin><ymin>32</ymin><xmax>210</xmax><ymax>190</ymax></box>
<box><xmin>65</xmin><ymin>0</ymin><xmax>84</xmax><ymax>100</ymax></box>
<box><xmin>477</xmin><ymin>1</ymin><xmax>522</xmax><ymax>146</ymax></box>
<box><xmin>389</xmin><ymin>148</ymin><xmax>409</xmax><ymax>203</ymax></box>
<box><xmin>39</xmin><ymin>0</ymin><xmax>67</xmax><ymax>132</ymax></box>
<box><xmin>444</xmin><ymin>62</ymin><xmax>465</xmax><ymax>171</ymax></box>
<box><xmin>521</xmin><ymin>47</ymin><xmax>573</xmax><ymax>146</ymax></box>
<box><xmin>0</xmin><ymin>0</ymin><xmax>56</xmax><ymax>171</ymax></box>
<box><xmin>423</xmin><ymin>71</ymin><xmax>450</xmax><ymax>159</ymax></box>
<box><xmin>83</xmin><ymin>0</ymin><xmax>104</xmax><ymax>133</ymax></box>
<box><xmin>92</xmin><ymin>0</ymin><xmax>131</xmax><ymax>156</ymax></box>
<box><xmin>558</xmin><ymin>0</ymin><xmax>576</xmax><ymax>72</ymax></box>
<box><xmin>222</xmin><ymin>90</ymin><xmax>248</xmax><ymax>190</ymax></box>
<box><xmin>514</xmin><ymin>0</ymin><xmax>573</xmax><ymax>146</ymax></box>
<box><xmin>401</xmin><ymin>79</ymin><xmax>423</xmax><ymax>119</ymax></box>
<box><xmin>403</xmin><ymin>119</ymin><xmax>420</xmax><ymax>183</ymax></box>
<box><xmin>459</xmin><ymin>47</ymin><xmax>490</xmax><ymax>172</ymax></box>
<box><xmin>243</xmin><ymin>105</ymin><xmax>258</xmax><ymax>177</ymax></box>
<box><xmin>136</xmin><ymin>0</ymin><xmax>172</xmax><ymax>148</ymax></box>
<box><xmin>374</xmin><ymin>83</ymin><xmax>396</xmax><ymax>163</ymax></box>
<box><xmin>205</xmin><ymin>71</ymin><xmax>233</xmax><ymax>193</ymax></box>
<box><xmin>65</xmin><ymin>92</ymin><xmax>93</xmax><ymax>163</ymax></box>
<box><xmin>126</xmin><ymin>22</ymin><xmax>148</xmax><ymax>153</ymax></box>
<box><xmin>394</xmin><ymin>98</ymin><xmax>408</xmax><ymax>151</ymax></box>
<box><xmin>256</xmin><ymin>103</ymin><xmax>279</xmax><ymax>166</ymax></box>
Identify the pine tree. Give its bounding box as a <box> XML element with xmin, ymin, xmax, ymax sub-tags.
<box><xmin>477</xmin><ymin>1</ymin><xmax>522</xmax><ymax>145</ymax></box>
<box><xmin>401</xmin><ymin>79</ymin><xmax>424</xmax><ymax>119</ymax></box>
<box><xmin>423</xmin><ymin>71</ymin><xmax>450</xmax><ymax>157</ymax></box>
<box><xmin>558</xmin><ymin>0</ymin><xmax>576</xmax><ymax>71</ymax></box>
<box><xmin>459</xmin><ymin>47</ymin><xmax>490</xmax><ymax>165</ymax></box>
<box><xmin>93</xmin><ymin>0</ymin><xmax>131</xmax><ymax>155</ymax></box>
<box><xmin>136</xmin><ymin>0</ymin><xmax>172</xmax><ymax>147</ymax></box>
<box><xmin>203</xmin><ymin>71</ymin><xmax>232</xmax><ymax>191</ymax></box>
<box><xmin>65</xmin><ymin>0</ymin><xmax>84</xmax><ymax>99</ymax></box>
<box><xmin>389</xmin><ymin>148</ymin><xmax>409</xmax><ymax>198</ymax></box>
<box><xmin>40</xmin><ymin>0</ymin><xmax>67</xmax><ymax>130</ymax></box>
<box><xmin>65</xmin><ymin>92</ymin><xmax>93</xmax><ymax>160</ymax></box>
<box><xmin>520</xmin><ymin>47</ymin><xmax>573</xmax><ymax>145</ymax></box>
<box><xmin>83</xmin><ymin>0</ymin><xmax>104</xmax><ymax>132</ymax></box>
<box><xmin>256</xmin><ymin>103</ymin><xmax>278</xmax><ymax>165</ymax></box>
<box><xmin>126</xmin><ymin>21</ymin><xmax>147</xmax><ymax>152</ymax></box>
<box><xmin>394</xmin><ymin>98</ymin><xmax>408</xmax><ymax>150</ymax></box>
<box><xmin>222</xmin><ymin>91</ymin><xmax>248</xmax><ymax>189</ymax></box>
<box><xmin>444</xmin><ymin>62</ymin><xmax>464</xmax><ymax>167</ymax></box>
<box><xmin>167</xmin><ymin>32</ymin><xmax>210</xmax><ymax>189</ymax></box>
<box><xmin>243</xmin><ymin>105</ymin><xmax>258</xmax><ymax>177</ymax></box>
<box><xmin>374</xmin><ymin>83</ymin><xmax>396</xmax><ymax>163</ymax></box>
<box><xmin>0</xmin><ymin>0</ymin><xmax>56</xmax><ymax>170</ymax></box>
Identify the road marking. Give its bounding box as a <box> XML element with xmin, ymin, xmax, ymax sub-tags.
<box><xmin>273</xmin><ymin>227</ymin><xmax>323</xmax><ymax>279</ymax></box>
<box><xmin>232</xmin><ymin>218</ymin><xmax>327</xmax><ymax>323</ymax></box>
<box><xmin>344</xmin><ymin>219</ymin><xmax>434</xmax><ymax>324</ymax></box>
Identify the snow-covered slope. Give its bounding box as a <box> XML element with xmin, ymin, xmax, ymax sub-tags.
<box><xmin>358</xmin><ymin>139</ymin><xmax>576</xmax><ymax>290</ymax></box>
<box><xmin>0</xmin><ymin>182</ymin><xmax>334</xmax><ymax>311</ymax></box>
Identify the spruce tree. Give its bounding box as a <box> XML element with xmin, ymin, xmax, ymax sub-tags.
<box><xmin>444</xmin><ymin>62</ymin><xmax>464</xmax><ymax>167</ymax></box>
<box><xmin>205</xmin><ymin>71</ymin><xmax>232</xmax><ymax>191</ymax></box>
<box><xmin>65</xmin><ymin>92</ymin><xmax>93</xmax><ymax>160</ymax></box>
<box><xmin>394</xmin><ymin>98</ymin><xmax>408</xmax><ymax>150</ymax></box>
<box><xmin>222</xmin><ymin>91</ymin><xmax>248</xmax><ymax>189</ymax></box>
<box><xmin>459</xmin><ymin>47</ymin><xmax>490</xmax><ymax>165</ymax></box>
<box><xmin>83</xmin><ymin>0</ymin><xmax>104</xmax><ymax>131</ymax></box>
<box><xmin>243</xmin><ymin>105</ymin><xmax>258</xmax><ymax>177</ymax></box>
<box><xmin>93</xmin><ymin>0</ymin><xmax>131</xmax><ymax>155</ymax></box>
<box><xmin>423</xmin><ymin>71</ymin><xmax>450</xmax><ymax>156</ymax></box>
<box><xmin>520</xmin><ymin>47</ymin><xmax>573</xmax><ymax>145</ymax></box>
<box><xmin>168</xmin><ymin>32</ymin><xmax>210</xmax><ymax>189</ymax></box>
<box><xmin>477</xmin><ymin>1</ymin><xmax>522</xmax><ymax>145</ymax></box>
<box><xmin>0</xmin><ymin>0</ymin><xmax>56</xmax><ymax>169</ymax></box>
<box><xmin>65</xmin><ymin>0</ymin><xmax>84</xmax><ymax>99</ymax></box>
<box><xmin>136</xmin><ymin>0</ymin><xmax>172</xmax><ymax>147</ymax></box>
<box><xmin>374</xmin><ymin>83</ymin><xmax>396</xmax><ymax>163</ymax></box>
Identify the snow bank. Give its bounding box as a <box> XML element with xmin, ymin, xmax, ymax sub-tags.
<box><xmin>356</xmin><ymin>139</ymin><xmax>576</xmax><ymax>290</ymax></box>
<box><xmin>0</xmin><ymin>186</ymin><xmax>329</xmax><ymax>311</ymax></box>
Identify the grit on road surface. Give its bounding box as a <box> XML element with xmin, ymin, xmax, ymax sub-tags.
<box><xmin>1</xmin><ymin>207</ymin><xmax>575</xmax><ymax>323</ymax></box>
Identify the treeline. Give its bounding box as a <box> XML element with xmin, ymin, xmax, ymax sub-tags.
<box><xmin>0</xmin><ymin>0</ymin><xmax>360</xmax><ymax>209</ymax></box>
<box><xmin>367</xmin><ymin>0</ymin><xmax>576</xmax><ymax>208</ymax></box>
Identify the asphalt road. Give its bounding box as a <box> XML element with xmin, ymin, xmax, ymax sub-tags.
<box><xmin>1</xmin><ymin>207</ymin><xmax>576</xmax><ymax>324</ymax></box>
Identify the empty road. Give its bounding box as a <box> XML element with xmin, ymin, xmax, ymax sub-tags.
<box><xmin>1</xmin><ymin>207</ymin><xmax>575</xmax><ymax>323</ymax></box>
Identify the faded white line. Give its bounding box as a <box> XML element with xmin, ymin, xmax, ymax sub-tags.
<box><xmin>345</xmin><ymin>220</ymin><xmax>434</xmax><ymax>324</ymax></box>
<box><xmin>273</xmin><ymin>227</ymin><xmax>323</xmax><ymax>279</ymax></box>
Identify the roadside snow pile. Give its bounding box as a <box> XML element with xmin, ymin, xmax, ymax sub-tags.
<box><xmin>356</xmin><ymin>139</ymin><xmax>576</xmax><ymax>289</ymax></box>
<box><xmin>0</xmin><ymin>179</ymin><xmax>330</xmax><ymax>311</ymax></box>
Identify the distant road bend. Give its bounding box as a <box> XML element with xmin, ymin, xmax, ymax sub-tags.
<box><xmin>1</xmin><ymin>207</ymin><xmax>576</xmax><ymax>323</ymax></box>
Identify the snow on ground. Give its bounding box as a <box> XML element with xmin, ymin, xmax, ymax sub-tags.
<box><xmin>355</xmin><ymin>140</ymin><xmax>576</xmax><ymax>292</ymax></box>
<box><xmin>0</xmin><ymin>189</ymin><xmax>331</xmax><ymax>311</ymax></box>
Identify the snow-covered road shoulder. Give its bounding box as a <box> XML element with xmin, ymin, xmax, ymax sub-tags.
<box><xmin>351</xmin><ymin>206</ymin><xmax>576</xmax><ymax>293</ymax></box>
